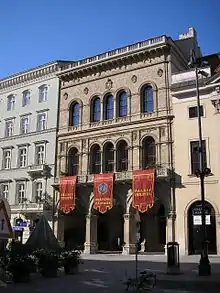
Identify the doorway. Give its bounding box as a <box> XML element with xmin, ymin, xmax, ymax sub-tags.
<box><xmin>188</xmin><ymin>200</ymin><xmax>217</xmax><ymax>255</ymax></box>
<box><xmin>64</xmin><ymin>209</ymin><xmax>86</xmax><ymax>250</ymax></box>
<box><xmin>97</xmin><ymin>206</ymin><xmax>124</xmax><ymax>252</ymax></box>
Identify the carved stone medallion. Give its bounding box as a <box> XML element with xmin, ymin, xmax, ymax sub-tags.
<box><xmin>157</xmin><ymin>69</ymin><xmax>163</xmax><ymax>77</ymax></box>
<box><xmin>63</xmin><ymin>92</ymin><xmax>68</xmax><ymax>100</ymax></box>
<box><xmin>84</xmin><ymin>87</ymin><xmax>89</xmax><ymax>95</ymax></box>
<box><xmin>131</xmin><ymin>75</ymin><xmax>137</xmax><ymax>83</ymax></box>
<box><xmin>105</xmin><ymin>79</ymin><xmax>113</xmax><ymax>90</ymax></box>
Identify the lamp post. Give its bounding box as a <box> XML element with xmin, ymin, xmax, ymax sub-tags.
<box><xmin>134</xmin><ymin>211</ymin><xmax>141</xmax><ymax>286</ymax></box>
<box><xmin>189</xmin><ymin>56</ymin><xmax>211</xmax><ymax>276</ymax></box>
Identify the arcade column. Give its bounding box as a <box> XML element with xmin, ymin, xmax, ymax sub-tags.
<box><xmin>84</xmin><ymin>214</ymin><xmax>98</xmax><ymax>254</ymax></box>
<box><xmin>122</xmin><ymin>213</ymin><xmax>136</xmax><ymax>254</ymax></box>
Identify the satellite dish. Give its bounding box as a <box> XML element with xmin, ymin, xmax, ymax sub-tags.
<box><xmin>0</xmin><ymin>198</ymin><xmax>11</xmax><ymax>219</ymax></box>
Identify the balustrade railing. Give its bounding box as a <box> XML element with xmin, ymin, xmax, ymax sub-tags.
<box><xmin>54</xmin><ymin>167</ymin><xmax>168</xmax><ymax>185</ymax></box>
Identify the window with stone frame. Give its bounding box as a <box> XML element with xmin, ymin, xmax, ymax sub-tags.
<box><xmin>20</xmin><ymin>116</ymin><xmax>29</xmax><ymax>134</ymax></box>
<box><xmin>0</xmin><ymin>184</ymin><xmax>9</xmax><ymax>200</ymax></box>
<box><xmin>68</xmin><ymin>147</ymin><xmax>79</xmax><ymax>175</ymax></box>
<box><xmin>3</xmin><ymin>149</ymin><xmax>12</xmax><ymax>169</ymax></box>
<box><xmin>16</xmin><ymin>182</ymin><xmax>26</xmax><ymax>204</ymax></box>
<box><xmin>103</xmin><ymin>142</ymin><xmax>114</xmax><ymax>173</ymax></box>
<box><xmin>35</xmin><ymin>181</ymin><xmax>43</xmax><ymax>202</ymax></box>
<box><xmin>90</xmin><ymin>144</ymin><xmax>101</xmax><ymax>174</ymax></box>
<box><xmin>35</xmin><ymin>144</ymin><xmax>45</xmax><ymax>165</ymax></box>
<box><xmin>104</xmin><ymin>94</ymin><xmax>114</xmax><ymax>120</ymax></box>
<box><xmin>142</xmin><ymin>137</ymin><xmax>156</xmax><ymax>168</ymax></box>
<box><xmin>22</xmin><ymin>90</ymin><xmax>30</xmax><ymax>107</ymax></box>
<box><xmin>5</xmin><ymin>120</ymin><xmax>14</xmax><ymax>137</ymax></box>
<box><xmin>37</xmin><ymin>112</ymin><xmax>47</xmax><ymax>131</ymax></box>
<box><xmin>116</xmin><ymin>140</ymin><xmax>128</xmax><ymax>171</ymax></box>
<box><xmin>7</xmin><ymin>95</ymin><xmax>15</xmax><ymax>111</ymax></box>
<box><xmin>190</xmin><ymin>140</ymin><xmax>207</xmax><ymax>175</ymax></box>
<box><xmin>91</xmin><ymin>97</ymin><xmax>101</xmax><ymax>122</ymax></box>
<box><xmin>118</xmin><ymin>91</ymin><xmax>128</xmax><ymax>117</ymax></box>
<box><xmin>70</xmin><ymin>102</ymin><xmax>80</xmax><ymax>126</ymax></box>
<box><xmin>142</xmin><ymin>85</ymin><xmax>154</xmax><ymax>113</ymax></box>
<box><xmin>18</xmin><ymin>147</ymin><xmax>28</xmax><ymax>168</ymax></box>
<box><xmin>39</xmin><ymin>85</ymin><xmax>48</xmax><ymax>102</ymax></box>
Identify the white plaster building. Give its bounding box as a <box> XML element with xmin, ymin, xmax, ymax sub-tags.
<box><xmin>171</xmin><ymin>54</ymin><xmax>220</xmax><ymax>255</ymax></box>
<box><xmin>0</xmin><ymin>61</ymin><xmax>70</xmax><ymax>242</ymax></box>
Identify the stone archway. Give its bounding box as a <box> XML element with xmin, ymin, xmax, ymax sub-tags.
<box><xmin>97</xmin><ymin>204</ymin><xmax>124</xmax><ymax>252</ymax></box>
<box><xmin>63</xmin><ymin>190</ymin><xmax>87</xmax><ymax>250</ymax></box>
<box><xmin>138</xmin><ymin>202</ymin><xmax>167</xmax><ymax>253</ymax></box>
<box><xmin>187</xmin><ymin>200</ymin><xmax>217</xmax><ymax>255</ymax></box>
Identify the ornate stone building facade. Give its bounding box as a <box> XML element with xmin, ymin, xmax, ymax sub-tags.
<box><xmin>53</xmin><ymin>28</ymin><xmax>201</xmax><ymax>254</ymax></box>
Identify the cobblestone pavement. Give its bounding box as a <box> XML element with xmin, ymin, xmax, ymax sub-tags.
<box><xmin>2</xmin><ymin>254</ymin><xmax>220</xmax><ymax>293</ymax></box>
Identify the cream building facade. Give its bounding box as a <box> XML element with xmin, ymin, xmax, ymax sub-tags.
<box><xmin>54</xmin><ymin>28</ymin><xmax>201</xmax><ymax>254</ymax></box>
<box><xmin>0</xmin><ymin>61</ymin><xmax>70</xmax><ymax>243</ymax></box>
<box><xmin>171</xmin><ymin>62</ymin><xmax>220</xmax><ymax>255</ymax></box>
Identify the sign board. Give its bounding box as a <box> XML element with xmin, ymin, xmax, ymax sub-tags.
<box><xmin>0</xmin><ymin>201</ymin><xmax>13</xmax><ymax>239</ymax></box>
<box><xmin>193</xmin><ymin>215</ymin><xmax>211</xmax><ymax>226</ymax></box>
<box><xmin>13</xmin><ymin>226</ymin><xmax>23</xmax><ymax>232</ymax></box>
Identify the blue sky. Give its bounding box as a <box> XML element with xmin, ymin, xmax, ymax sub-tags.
<box><xmin>0</xmin><ymin>0</ymin><xmax>219</xmax><ymax>78</ymax></box>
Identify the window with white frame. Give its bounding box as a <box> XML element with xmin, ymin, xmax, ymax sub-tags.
<box><xmin>35</xmin><ymin>181</ymin><xmax>43</xmax><ymax>202</ymax></box>
<box><xmin>18</xmin><ymin>147</ymin><xmax>27</xmax><ymax>168</ymax></box>
<box><xmin>22</xmin><ymin>90</ymin><xmax>30</xmax><ymax>107</ymax></box>
<box><xmin>5</xmin><ymin>120</ymin><xmax>13</xmax><ymax>137</ymax></box>
<box><xmin>39</xmin><ymin>86</ymin><xmax>48</xmax><ymax>102</ymax></box>
<box><xmin>0</xmin><ymin>184</ymin><xmax>9</xmax><ymax>200</ymax></box>
<box><xmin>17</xmin><ymin>182</ymin><xmax>26</xmax><ymax>204</ymax></box>
<box><xmin>3</xmin><ymin>149</ymin><xmax>11</xmax><ymax>169</ymax></box>
<box><xmin>35</xmin><ymin>144</ymin><xmax>45</xmax><ymax>165</ymax></box>
<box><xmin>37</xmin><ymin>112</ymin><xmax>47</xmax><ymax>131</ymax></box>
<box><xmin>7</xmin><ymin>95</ymin><xmax>15</xmax><ymax>111</ymax></box>
<box><xmin>20</xmin><ymin>116</ymin><xmax>29</xmax><ymax>134</ymax></box>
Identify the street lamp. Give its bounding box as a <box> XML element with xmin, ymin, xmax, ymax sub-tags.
<box><xmin>189</xmin><ymin>55</ymin><xmax>211</xmax><ymax>276</ymax></box>
<box><xmin>134</xmin><ymin>211</ymin><xmax>141</xmax><ymax>285</ymax></box>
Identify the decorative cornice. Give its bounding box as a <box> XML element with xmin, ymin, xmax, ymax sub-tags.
<box><xmin>0</xmin><ymin>61</ymin><xmax>71</xmax><ymax>92</ymax></box>
<box><xmin>58</xmin><ymin>115</ymin><xmax>169</xmax><ymax>138</ymax></box>
<box><xmin>0</xmin><ymin>127</ymin><xmax>56</xmax><ymax>142</ymax></box>
<box><xmin>58</xmin><ymin>36</ymin><xmax>169</xmax><ymax>82</ymax></box>
<box><xmin>16</xmin><ymin>143</ymin><xmax>31</xmax><ymax>147</ymax></box>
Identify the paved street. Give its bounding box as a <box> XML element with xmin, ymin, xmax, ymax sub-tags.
<box><xmin>1</xmin><ymin>254</ymin><xmax>220</xmax><ymax>292</ymax></box>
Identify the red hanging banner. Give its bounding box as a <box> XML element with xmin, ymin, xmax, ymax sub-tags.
<box><xmin>132</xmin><ymin>169</ymin><xmax>155</xmax><ymax>213</ymax></box>
<box><xmin>60</xmin><ymin>176</ymin><xmax>76</xmax><ymax>214</ymax></box>
<box><xmin>94</xmin><ymin>173</ymin><xmax>114</xmax><ymax>214</ymax></box>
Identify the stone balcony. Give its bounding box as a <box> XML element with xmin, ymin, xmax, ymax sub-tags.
<box><xmin>27</xmin><ymin>164</ymin><xmax>49</xmax><ymax>178</ymax></box>
<box><xmin>11</xmin><ymin>202</ymin><xmax>44</xmax><ymax>213</ymax></box>
<box><xmin>53</xmin><ymin>167</ymin><xmax>168</xmax><ymax>189</ymax></box>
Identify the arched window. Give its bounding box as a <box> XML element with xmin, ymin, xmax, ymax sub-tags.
<box><xmin>90</xmin><ymin>144</ymin><xmax>101</xmax><ymax>174</ymax></box>
<box><xmin>116</xmin><ymin>140</ymin><xmax>128</xmax><ymax>171</ymax></box>
<box><xmin>116</xmin><ymin>140</ymin><xmax>128</xmax><ymax>172</ymax></box>
<box><xmin>68</xmin><ymin>148</ymin><xmax>79</xmax><ymax>176</ymax></box>
<box><xmin>92</xmin><ymin>97</ymin><xmax>101</xmax><ymax>122</ymax></box>
<box><xmin>104</xmin><ymin>95</ymin><xmax>114</xmax><ymax>120</ymax></box>
<box><xmin>142</xmin><ymin>86</ymin><xmax>154</xmax><ymax>113</ymax></box>
<box><xmin>142</xmin><ymin>137</ymin><xmax>156</xmax><ymax>168</ymax></box>
<box><xmin>70</xmin><ymin>102</ymin><xmax>80</xmax><ymax>126</ymax></box>
<box><xmin>118</xmin><ymin>91</ymin><xmax>127</xmax><ymax>117</ymax></box>
<box><xmin>103</xmin><ymin>142</ymin><xmax>114</xmax><ymax>172</ymax></box>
